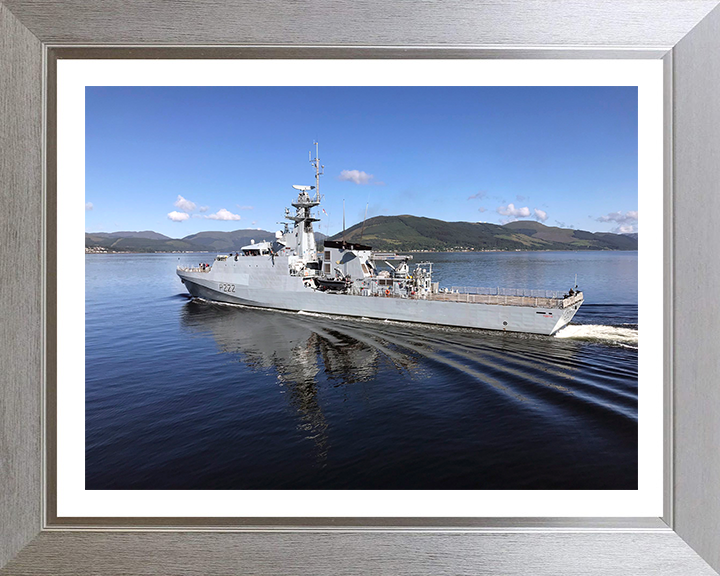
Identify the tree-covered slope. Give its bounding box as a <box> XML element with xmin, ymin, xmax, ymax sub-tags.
<box><xmin>328</xmin><ymin>215</ymin><xmax>637</xmax><ymax>251</ymax></box>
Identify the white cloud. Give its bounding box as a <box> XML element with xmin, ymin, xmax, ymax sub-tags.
<box><xmin>199</xmin><ymin>206</ymin><xmax>209</xmax><ymax>213</ymax></box>
<box><xmin>533</xmin><ymin>208</ymin><xmax>548</xmax><ymax>222</ymax></box>
<box><xmin>251</xmin><ymin>220</ymin><xmax>257</xmax><ymax>226</ymax></box>
<box><xmin>467</xmin><ymin>191</ymin><xmax>486</xmax><ymax>200</ymax></box>
<box><xmin>616</xmin><ymin>224</ymin><xmax>638</xmax><ymax>234</ymax></box>
<box><xmin>167</xmin><ymin>211</ymin><xmax>190</xmax><ymax>222</ymax></box>
<box><xmin>339</xmin><ymin>169</ymin><xmax>374</xmax><ymax>185</ymax></box>
<box><xmin>204</xmin><ymin>208</ymin><xmax>241</xmax><ymax>221</ymax></box>
<box><xmin>596</xmin><ymin>210</ymin><xmax>638</xmax><ymax>234</ymax></box>
<box><xmin>174</xmin><ymin>195</ymin><xmax>196</xmax><ymax>212</ymax></box>
<box><xmin>497</xmin><ymin>203</ymin><xmax>548</xmax><ymax>223</ymax></box>
<box><xmin>85</xmin><ymin>202</ymin><xmax>93</xmax><ymax>211</ymax></box>
<box><xmin>497</xmin><ymin>203</ymin><xmax>531</xmax><ymax>219</ymax></box>
<box><xmin>477</xmin><ymin>207</ymin><xmax>487</xmax><ymax>213</ymax></box>
<box><xmin>516</xmin><ymin>195</ymin><xmax>527</xmax><ymax>202</ymax></box>
<box><xmin>236</xmin><ymin>205</ymin><xmax>254</xmax><ymax>210</ymax></box>
<box><xmin>596</xmin><ymin>210</ymin><xmax>638</xmax><ymax>224</ymax></box>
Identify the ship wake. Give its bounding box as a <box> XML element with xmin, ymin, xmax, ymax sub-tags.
<box><xmin>554</xmin><ymin>324</ymin><xmax>638</xmax><ymax>348</ymax></box>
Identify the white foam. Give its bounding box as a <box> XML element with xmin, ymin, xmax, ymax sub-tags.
<box><xmin>555</xmin><ymin>324</ymin><xmax>638</xmax><ymax>347</ymax></box>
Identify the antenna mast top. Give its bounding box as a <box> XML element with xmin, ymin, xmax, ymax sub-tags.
<box><xmin>309</xmin><ymin>141</ymin><xmax>324</xmax><ymax>202</ymax></box>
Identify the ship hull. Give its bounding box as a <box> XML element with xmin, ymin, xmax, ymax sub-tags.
<box><xmin>177</xmin><ymin>260</ymin><xmax>580</xmax><ymax>336</ymax></box>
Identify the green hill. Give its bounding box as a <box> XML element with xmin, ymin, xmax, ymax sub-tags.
<box><xmin>88</xmin><ymin>230</ymin><xmax>171</xmax><ymax>241</ymax></box>
<box><xmin>85</xmin><ymin>217</ymin><xmax>635</xmax><ymax>253</ymax></box>
<box><xmin>85</xmin><ymin>229</ymin><xmax>277</xmax><ymax>253</ymax></box>
<box><xmin>327</xmin><ymin>215</ymin><xmax>637</xmax><ymax>252</ymax></box>
<box><xmin>85</xmin><ymin>234</ymin><xmax>199</xmax><ymax>253</ymax></box>
<box><xmin>85</xmin><ymin>229</ymin><xmax>326</xmax><ymax>253</ymax></box>
<box><xmin>181</xmin><ymin>230</ymin><xmax>277</xmax><ymax>252</ymax></box>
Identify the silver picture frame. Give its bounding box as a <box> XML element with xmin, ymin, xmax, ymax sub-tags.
<box><xmin>2</xmin><ymin>1</ymin><xmax>720</xmax><ymax>574</ymax></box>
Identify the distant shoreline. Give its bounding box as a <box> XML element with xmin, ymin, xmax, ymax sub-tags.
<box><xmin>85</xmin><ymin>217</ymin><xmax>637</xmax><ymax>254</ymax></box>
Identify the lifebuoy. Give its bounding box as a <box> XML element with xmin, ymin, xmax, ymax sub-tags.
<box><xmin>385</xmin><ymin>289</ymin><xmax>390</xmax><ymax>296</ymax></box>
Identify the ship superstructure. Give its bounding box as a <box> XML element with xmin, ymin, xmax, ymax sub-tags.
<box><xmin>177</xmin><ymin>144</ymin><xmax>583</xmax><ymax>335</ymax></box>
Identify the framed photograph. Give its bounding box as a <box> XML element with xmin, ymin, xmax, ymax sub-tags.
<box><xmin>2</xmin><ymin>1</ymin><xmax>720</xmax><ymax>574</ymax></box>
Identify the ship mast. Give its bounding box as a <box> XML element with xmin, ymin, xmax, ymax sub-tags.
<box><xmin>310</xmin><ymin>141</ymin><xmax>323</xmax><ymax>203</ymax></box>
<box><xmin>285</xmin><ymin>143</ymin><xmax>324</xmax><ymax>263</ymax></box>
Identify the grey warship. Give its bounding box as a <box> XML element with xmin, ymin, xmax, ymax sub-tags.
<box><xmin>177</xmin><ymin>144</ymin><xmax>583</xmax><ymax>335</ymax></box>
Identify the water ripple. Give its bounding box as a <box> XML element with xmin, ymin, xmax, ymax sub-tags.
<box><xmin>86</xmin><ymin>252</ymin><xmax>638</xmax><ymax>490</ymax></box>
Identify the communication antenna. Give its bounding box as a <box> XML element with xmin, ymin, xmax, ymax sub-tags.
<box><xmin>309</xmin><ymin>141</ymin><xmax>324</xmax><ymax>202</ymax></box>
<box><xmin>342</xmin><ymin>199</ymin><xmax>346</xmax><ymax>243</ymax></box>
<box><xmin>574</xmin><ymin>273</ymin><xmax>578</xmax><ymax>289</ymax></box>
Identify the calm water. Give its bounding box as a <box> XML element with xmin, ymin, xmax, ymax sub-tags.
<box><xmin>86</xmin><ymin>251</ymin><xmax>638</xmax><ymax>490</ymax></box>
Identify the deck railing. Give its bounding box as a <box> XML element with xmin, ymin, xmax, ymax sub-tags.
<box><xmin>429</xmin><ymin>292</ymin><xmax>565</xmax><ymax>308</ymax></box>
<box><xmin>177</xmin><ymin>266</ymin><xmax>211</xmax><ymax>273</ymax></box>
<box><xmin>449</xmin><ymin>286</ymin><xmax>567</xmax><ymax>299</ymax></box>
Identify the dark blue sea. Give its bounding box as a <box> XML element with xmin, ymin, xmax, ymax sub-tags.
<box><xmin>86</xmin><ymin>250</ymin><xmax>638</xmax><ymax>490</ymax></box>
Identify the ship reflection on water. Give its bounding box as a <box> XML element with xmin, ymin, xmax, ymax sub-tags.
<box><xmin>181</xmin><ymin>301</ymin><xmax>418</xmax><ymax>465</ymax></box>
<box><xmin>175</xmin><ymin>299</ymin><xmax>637</xmax><ymax>490</ymax></box>
<box><xmin>86</xmin><ymin>252</ymin><xmax>638</xmax><ymax>490</ymax></box>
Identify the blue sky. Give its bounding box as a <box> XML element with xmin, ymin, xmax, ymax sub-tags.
<box><xmin>85</xmin><ymin>86</ymin><xmax>638</xmax><ymax>237</ymax></box>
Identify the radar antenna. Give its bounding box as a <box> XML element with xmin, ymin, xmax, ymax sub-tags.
<box><xmin>309</xmin><ymin>141</ymin><xmax>324</xmax><ymax>202</ymax></box>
